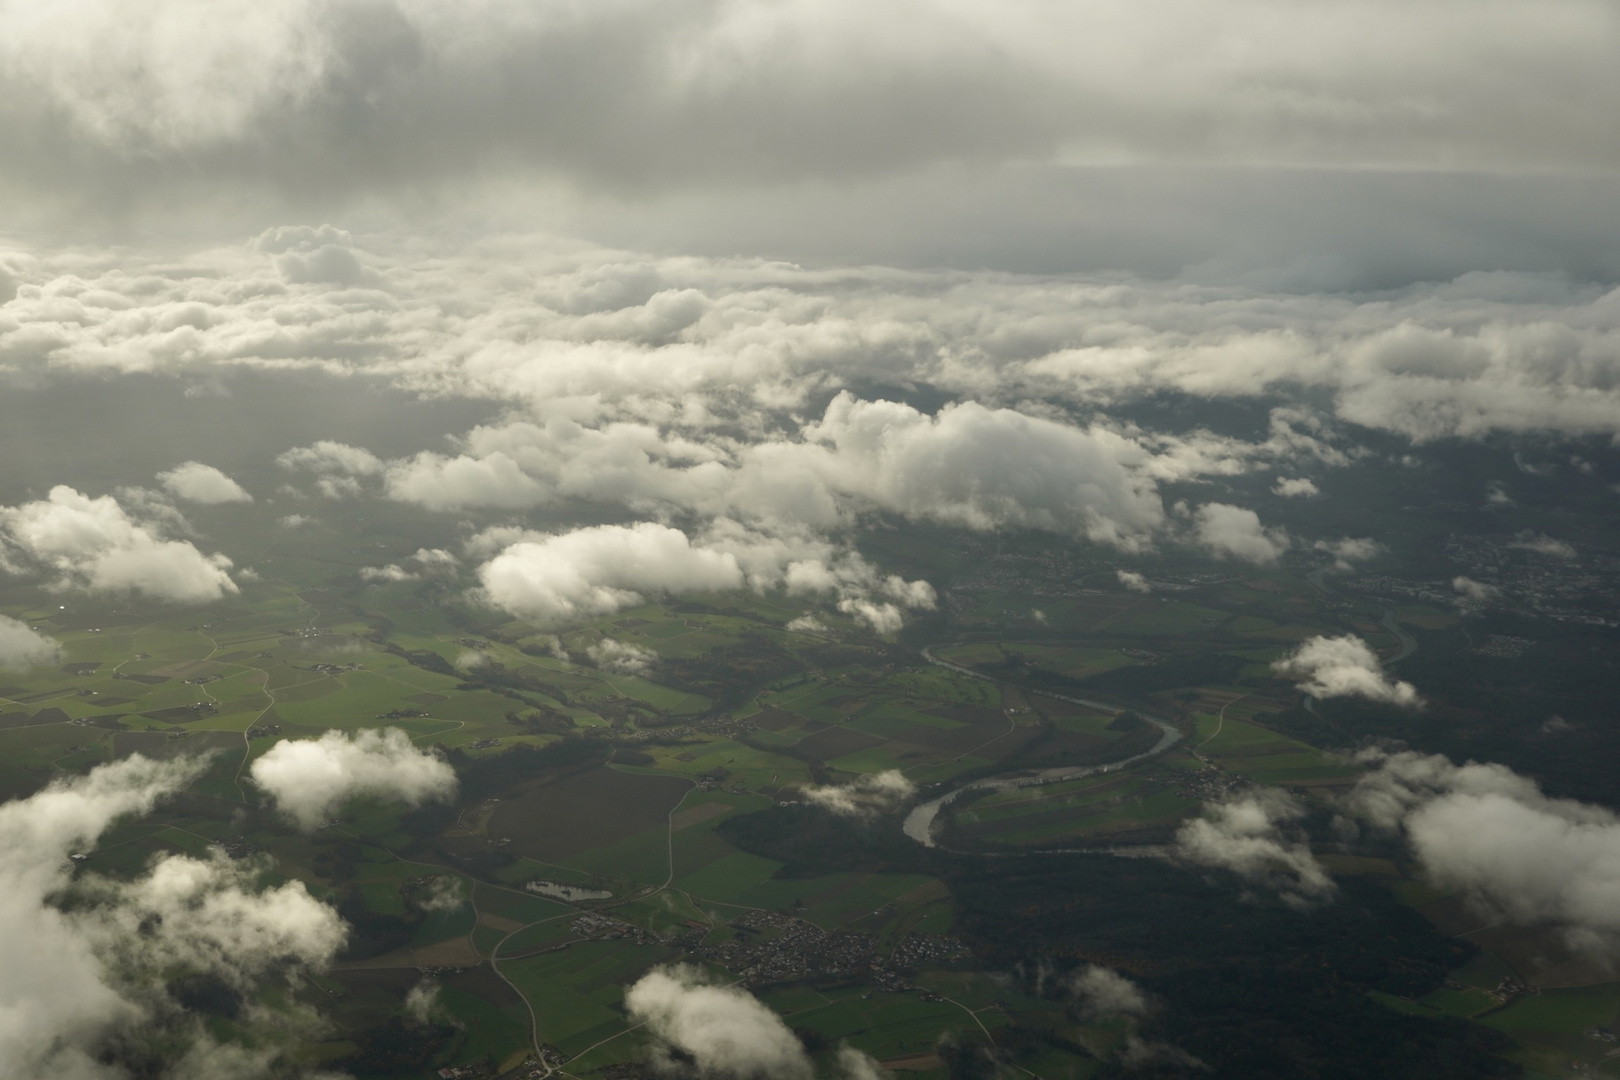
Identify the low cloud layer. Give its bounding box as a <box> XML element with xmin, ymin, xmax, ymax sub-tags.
<box><xmin>1272</xmin><ymin>635</ymin><xmax>1421</xmax><ymax>707</ymax></box>
<box><xmin>156</xmin><ymin>461</ymin><xmax>253</xmax><ymax>504</ymax></box>
<box><xmin>0</xmin><ymin>486</ymin><xmax>238</xmax><ymax>604</ymax></box>
<box><xmin>249</xmin><ymin>728</ymin><xmax>457</xmax><ymax>830</ymax></box>
<box><xmin>1176</xmin><ymin>788</ymin><xmax>1335</xmax><ymax>905</ymax></box>
<box><xmin>11</xmin><ymin>232</ymin><xmax>1620</xmax><ymax>465</ymax></box>
<box><xmin>0</xmin><ymin>755</ymin><xmax>346</xmax><ymax>1079</ymax></box>
<box><xmin>801</xmin><ymin>770</ymin><xmax>917</xmax><ymax>818</ymax></box>
<box><xmin>1346</xmin><ymin>751</ymin><xmax>1620</xmax><ymax>961</ymax></box>
<box><xmin>0</xmin><ymin>614</ymin><xmax>60</xmax><ymax>669</ymax></box>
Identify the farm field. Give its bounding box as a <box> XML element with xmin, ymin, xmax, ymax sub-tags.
<box><xmin>0</xmin><ymin>497</ymin><xmax>1588</xmax><ymax>1080</ymax></box>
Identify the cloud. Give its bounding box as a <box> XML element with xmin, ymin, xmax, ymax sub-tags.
<box><xmin>403</xmin><ymin>980</ymin><xmax>443</xmax><ymax>1025</ymax></box>
<box><xmin>834</xmin><ymin>597</ymin><xmax>905</xmax><ymax>635</ymax></box>
<box><xmin>386</xmin><ymin>451</ymin><xmax>549</xmax><ymax>511</ymax></box>
<box><xmin>1452</xmin><ymin>575</ymin><xmax>1499</xmax><ymax>615</ymax></box>
<box><xmin>361</xmin><ymin>549</ymin><xmax>458</xmax><ymax>584</ymax></box>
<box><xmin>380</xmin><ymin>396</ymin><xmax>1165</xmax><ymax>549</ymax></box>
<box><xmin>1272</xmin><ymin>634</ymin><xmax>1421</xmax><ymax>707</ymax></box>
<box><xmin>279</xmin><ymin>514</ymin><xmax>310</xmax><ymax>529</ymax></box>
<box><xmin>1066</xmin><ymin>966</ymin><xmax>1205</xmax><ymax>1070</ymax></box>
<box><xmin>1313</xmin><ymin>537</ymin><xmax>1383</xmax><ymax>571</ymax></box>
<box><xmin>1485</xmin><ymin>480</ymin><xmax>1515</xmax><ymax>507</ymax></box>
<box><xmin>253</xmin><ymin>225</ymin><xmax>373</xmax><ymax>286</ymax></box>
<box><xmin>801</xmin><ymin>770</ymin><xmax>916</xmax><ymax>818</ymax></box>
<box><xmin>360</xmin><ymin>563</ymin><xmax>416</xmax><ymax>583</ymax></box>
<box><xmin>248</xmin><ymin>728</ymin><xmax>457</xmax><ymax>830</ymax></box>
<box><xmin>412</xmin><ymin>876</ymin><xmax>465</xmax><ymax>914</ymax></box>
<box><xmin>1120</xmin><ymin>1035</ymin><xmax>1209</xmax><ymax>1072</ymax></box>
<box><xmin>785</xmin><ymin>614</ymin><xmax>828</xmax><ymax>634</ymax></box>
<box><xmin>586</xmin><ymin>638</ymin><xmax>657</xmax><ymax>676</ymax></box>
<box><xmin>0</xmin><ymin>754</ymin><xmax>346</xmax><ymax>1079</ymax></box>
<box><xmin>476</xmin><ymin>520</ymin><xmax>935</xmax><ymax>632</ymax></box>
<box><xmin>5</xmin><ymin>231</ymin><xmax>1620</xmax><ymax>452</ymax></box>
<box><xmin>1345</xmin><ymin>751</ymin><xmax>1620</xmax><ymax>961</ymax></box>
<box><xmin>1510</xmin><ymin>532</ymin><xmax>1577</xmax><ymax>559</ymax></box>
<box><xmin>276</xmin><ymin>441</ymin><xmax>385</xmax><ymax>499</ymax></box>
<box><xmin>412</xmin><ymin>547</ymin><xmax>459</xmax><ymax>573</ymax></box>
<box><xmin>0</xmin><ymin>486</ymin><xmax>238</xmax><ymax>604</ymax></box>
<box><xmin>157</xmin><ymin>461</ymin><xmax>253</xmax><ymax>504</ymax></box>
<box><xmin>1272</xmin><ymin>477</ymin><xmax>1319</xmax><ymax>498</ymax></box>
<box><xmin>1</xmin><ymin>0</ymin><xmax>1617</xmax><ymax>215</ymax></box>
<box><xmin>0</xmin><ymin>615</ymin><xmax>61</xmax><ymax>670</ymax></box>
<box><xmin>1176</xmin><ymin>789</ymin><xmax>1335</xmax><ymax>904</ymax></box>
<box><xmin>625</xmin><ymin>965</ymin><xmax>813</xmax><ymax>1080</ymax></box>
<box><xmin>275</xmin><ymin>440</ymin><xmax>384</xmax><ymax>476</ymax></box>
<box><xmin>1116</xmin><ymin>569</ymin><xmax>1151</xmax><ymax>593</ymax></box>
<box><xmin>834</xmin><ymin>1045</ymin><xmax>892</xmax><ymax>1080</ymax></box>
<box><xmin>1191</xmin><ymin>502</ymin><xmax>1290</xmax><ymax>565</ymax></box>
<box><xmin>1068</xmin><ymin>965</ymin><xmax>1150</xmax><ymax>1021</ymax></box>
<box><xmin>477</xmin><ymin>522</ymin><xmax>745</xmax><ymax>627</ymax></box>
<box><xmin>799</xmin><ymin>394</ymin><xmax>1165</xmax><ymax>548</ymax></box>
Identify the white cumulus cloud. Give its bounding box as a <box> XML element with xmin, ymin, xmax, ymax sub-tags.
<box><xmin>586</xmin><ymin>638</ymin><xmax>658</xmax><ymax>675</ymax></box>
<box><xmin>1272</xmin><ymin>634</ymin><xmax>1421</xmax><ymax>707</ymax></box>
<box><xmin>1314</xmin><ymin>537</ymin><xmax>1384</xmax><ymax>571</ymax></box>
<box><xmin>802</xmin><ymin>770</ymin><xmax>916</xmax><ymax>818</ymax></box>
<box><xmin>478</xmin><ymin>522</ymin><xmax>745</xmax><ymax>627</ymax></box>
<box><xmin>1191</xmin><ymin>502</ymin><xmax>1290</xmax><ymax>565</ymax></box>
<box><xmin>0</xmin><ymin>615</ymin><xmax>61</xmax><ymax>670</ymax></box>
<box><xmin>156</xmin><ymin>461</ymin><xmax>252</xmax><ymax>504</ymax></box>
<box><xmin>359</xmin><ymin>564</ymin><xmax>416</xmax><ymax>583</ymax></box>
<box><xmin>1272</xmin><ymin>477</ymin><xmax>1319</xmax><ymax>498</ymax></box>
<box><xmin>1345</xmin><ymin>751</ymin><xmax>1620</xmax><ymax>961</ymax></box>
<box><xmin>1116</xmin><ymin>569</ymin><xmax>1152</xmax><ymax>593</ymax></box>
<box><xmin>249</xmin><ymin>728</ymin><xmax>457</xmax><ymax>830</ymax></box>
<box><xmin>1452</xmin><ymin>575</ymin><xmax>1499</xmax><ymax>615</ymax></box>
<box><xmin>1069</xmin><ymin>965</ymin><xmax>1151</xmax><ymax>1021</ymax></box>
<box><xmin>0</xmin><ymin>486</ymin><xmax>237</xmax><ymax>604</ymax></box>
<box><xmin>626</xmin><ymin>965</ymin><xmax>813</xmax><ymax>1080</ymax></box>
<box><xmin>0</xmin><ymin>754</ymin><xmax>346</xmax><ymax>1080</ymax></box>
<box><xmin>1177</xmin><ymin>788</ymin><xmax>1335</xmax><ymax>905</ymax></box>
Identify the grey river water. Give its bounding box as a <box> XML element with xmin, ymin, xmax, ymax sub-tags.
<box><xmin>902</xmin><ymin>647</ymin><xmax>1184</xmax><ymax>849</ymax></box>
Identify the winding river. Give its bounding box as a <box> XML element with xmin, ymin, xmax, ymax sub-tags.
<box><xmin>902</xmin><ymin>646</ymin><xmax>1184</xmax><ymax>849</ymax></box>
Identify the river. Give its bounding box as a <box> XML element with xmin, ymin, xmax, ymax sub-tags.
<box><xmin>902</xmin><ymin>646</ymin><xmax>1184</xmax><ymax>848</ymax></box>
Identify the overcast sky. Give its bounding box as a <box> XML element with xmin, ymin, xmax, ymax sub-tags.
<box><xmin>0</xmin><ymin>0</ymin><xmax>1614</xmax><ymax>280</ymax></box>
<box><xmin>1</xmin><ymin>0</ymin><xmax>1616</xmax><ymax>595</ymax></box>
